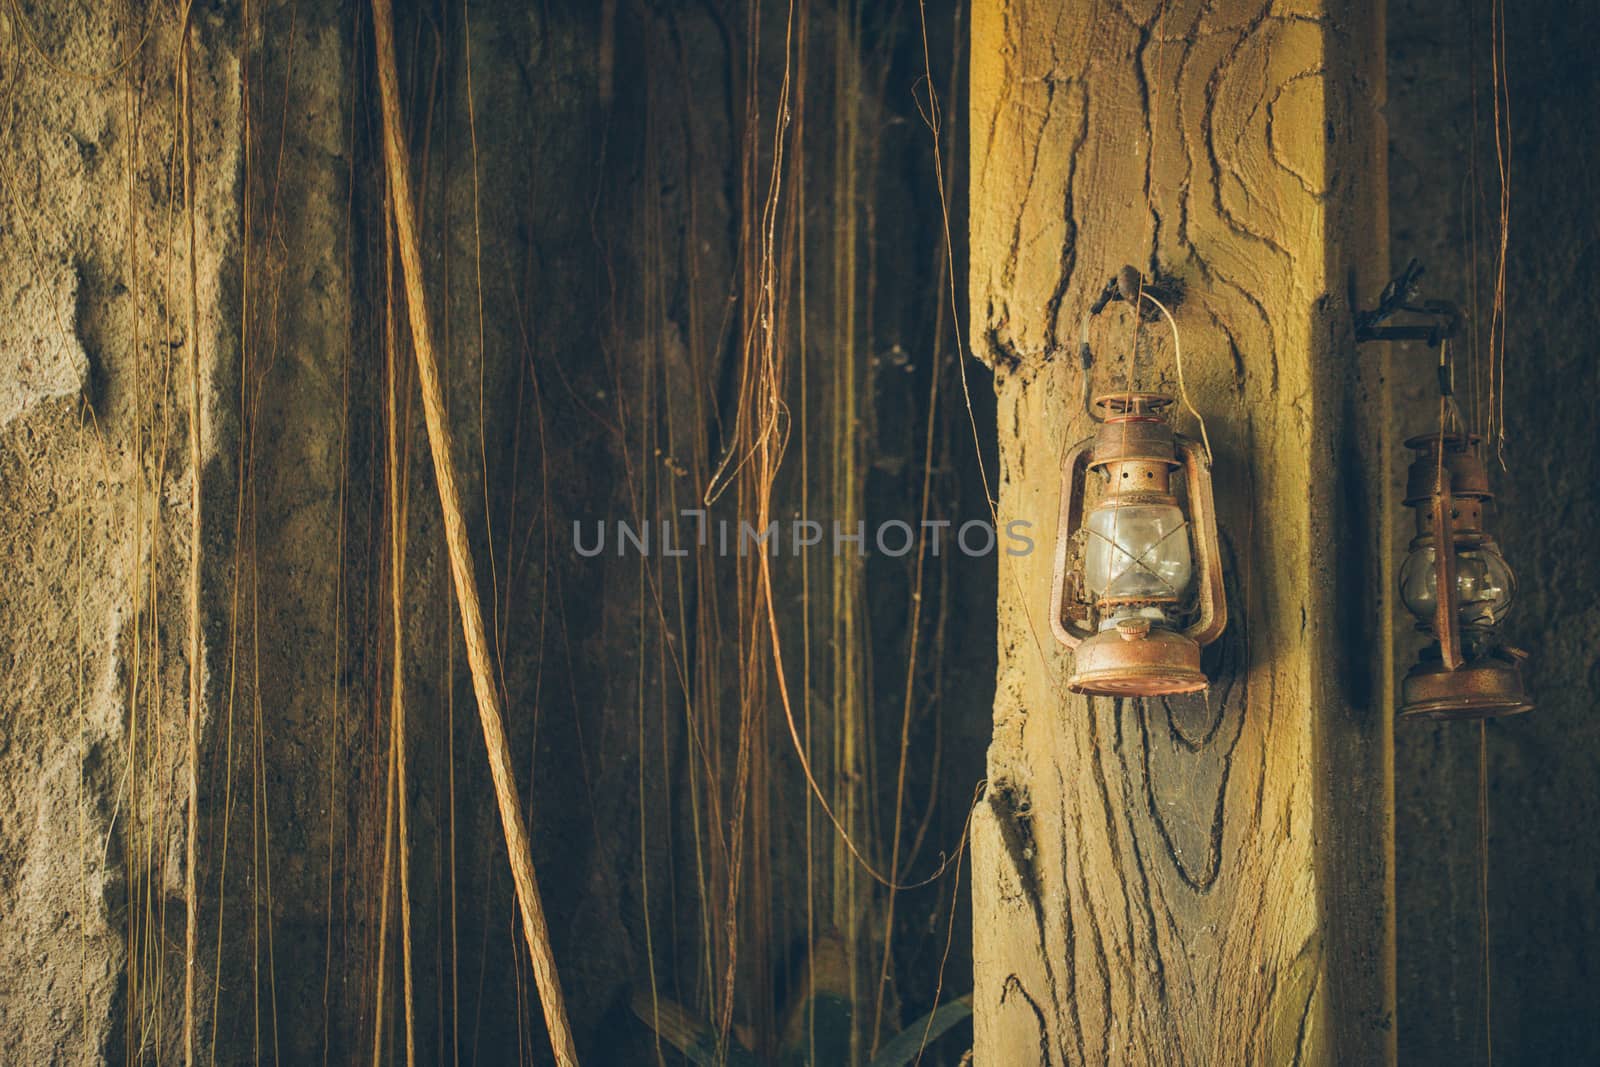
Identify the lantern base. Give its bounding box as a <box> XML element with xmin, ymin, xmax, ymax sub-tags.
<box><xmin>1067</xmin><ymin>625</ymin><xmax>1208</xmax><ymax>697</ymax></box>
<box><xmin>1399</xmin><ymin>646</ymin><xmax>1533</xmax><ymax>722</ymax></box>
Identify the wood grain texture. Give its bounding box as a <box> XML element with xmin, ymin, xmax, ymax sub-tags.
<box><xmin>968</xmin><ymin>2</ymin><xmax>1394</xmax><ymax>1063</ymax></box>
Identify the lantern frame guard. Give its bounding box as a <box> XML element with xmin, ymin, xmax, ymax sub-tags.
<box><xmin>1048</xmin><ymin>392</ymin><xmax>1227</xmax><ymax>696</ymax></box>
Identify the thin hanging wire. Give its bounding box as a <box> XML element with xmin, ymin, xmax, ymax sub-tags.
<box><xmin>1488</xmin><ymin>0</ymin><xmax>1512</xmax><ymax>468</ymax></box>
<box><xmin>1479</xmin><ymin>719</ymin><xmax>1494</xmax><ymax>1066</ymax></box>
<box><xmin>1142</xmin><ymin>292</ymin><xmax>1212</xmax><ymax>465</ymax></box>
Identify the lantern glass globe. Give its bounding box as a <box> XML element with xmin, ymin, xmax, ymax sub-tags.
<box><xmin>1083</xmin><ymin>501</ymin><xmax>1192</xmax><ymax>609</ymax></box>
<box><xmin>1400</xmin><ymin>543</ymin><xmax>1516</xmax><ymax>626</ymax></box>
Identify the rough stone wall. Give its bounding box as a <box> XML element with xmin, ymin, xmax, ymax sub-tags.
<box><xmin>0</xmin><ymin>2</ymin><xmax>240</xmax><ymax>1061</ymax></box>
<box><xmin>1388</xmin><ymin>0</ymin><xmax>1600</xmax><ymax>1061</ymax></box>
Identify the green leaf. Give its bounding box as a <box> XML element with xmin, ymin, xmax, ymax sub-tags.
<box><xmin>866</xmin><ymin>995</ymin><xmax>973</xmax><ymax>1067</ymax></box>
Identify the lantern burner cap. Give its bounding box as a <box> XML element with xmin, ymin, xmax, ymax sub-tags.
<box><xmin>1403</xmin><ymin>430</ymin><xmax>1492</xmax><ymax>504</ymax></box>
<box><xmin>1094</xmin><ymin>392</ymin><xmax>1175</xmax><ymax>420</ymax></box>
<box><xmin>1402</xmin><ymin>430</ymin><xmax>1481</xmax><ymax>453</ymax></box>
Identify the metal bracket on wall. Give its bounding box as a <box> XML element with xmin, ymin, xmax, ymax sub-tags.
<box><xmin>1354</xmin><ymin>257</ymin><xmax>1463</xmax><ymax>347</ymax></box>
<box><xmin>1087</xmin><ymin>265</ymin><xmax>1185</xmax><ymax>321</ymax></box>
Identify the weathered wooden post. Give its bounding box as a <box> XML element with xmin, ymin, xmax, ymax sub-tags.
<box><xmin>968</xmin><ymin>2</ymin><xmax>1395</xmax><ymax>1063</ymax></box>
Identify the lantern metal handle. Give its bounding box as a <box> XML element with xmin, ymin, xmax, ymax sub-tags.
<box><xmin>1431</xmin><ymin>485</ymin><xmax>1464</xmax><ymax>670</ymax></box>
<box><xmin>1177</xmin><ymin>436</ymin><xmax>1227</xmax><ymax>648</ymax></box>
<box><xmin>1050</xmin><ymin>436</ymin><xmax>1097</xmax><ymax>649</ymax></box>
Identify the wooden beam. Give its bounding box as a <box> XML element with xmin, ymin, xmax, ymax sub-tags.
<box><xmin>967</xmin><ymin>2</ymin><xmax>1394</xmax><ymax>1063</ymax></box>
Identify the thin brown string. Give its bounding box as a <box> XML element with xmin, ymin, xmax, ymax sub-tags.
<box><xmin>743</xmin><ymin>0</ymin><xmax>993</xmax><ymax>903</ymax></box>
<box><xmin>179</xmin><ymin>1</ymin><xmax>202</xmax><ymax>1060</ymax></box>
<box><xmin>1480</xmin><ymin>719</ymin><xmax>1493</xmax><ymax>1066</ymax></box>
<box><xmin>870</xmin><ymin>7</ymin><xmax>968</xmax><ymax>1049</ymax></box>
<box><xmin>384</xmin><ymin>200</ymin><xmax>418</xmax><ymax>1067</ymax></box>
<box><xmin>1488</xmin><ymin>0</ymin><xmax>1511</xmax><ymax>466</ymax></box>
<box><xmin>911</xmin><ymin>780</ymin><xmax>984</xmax><ymax>1067</ymax></box>
<box><xmin>368</xmin><ymin>0</ymin><xmax>578</xmax><ymax>1062</ymax></box>
<box><xmin>1144</xmin><ymin>293</ymin><xmax>1211</xmax><ymax>464</ymax></box>
<box><xmin>1481</xmin><ymin>0</ymin><xmax>1509</xmax><ymax>1053</ymax></box>
<box><xmin>372</xmin><ymin>617</ymin><xmax>397</xmax><ymax>1066</ymax></box>
<box><xmin>6</xmin><ymin>0</ymin><xmax>158</xmax><ymax>85</ymax></box>
<box><xmin>1466</xmin><ymin>2</ymin><xmax>1483</xmax><ymax>437</ymax></box>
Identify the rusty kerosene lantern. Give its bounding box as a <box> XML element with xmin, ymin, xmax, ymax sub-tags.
<box><xmin>1396</xmin><ymin>433</ymin><xmax>1532</xmax><ymax>720</ymax></box>
<box><xmin>1356</xmin><ymin>258</ymin><xmax>1533</xmax><ymax>721</ymax></box>
<box><xmin>1049</xmin><ymin>270</ymin><xmax>1228</xmax><ymax>696</ymax></box>
<box><xmin>1048</xmin><ymin>391</ymin><xmax>1227</xmax><ymax>695</ymax></box>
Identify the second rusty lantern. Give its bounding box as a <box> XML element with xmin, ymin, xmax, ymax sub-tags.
<box><xmin>1398</xmin><ymin>432</ymin><xmax>1533</xmax><ymax>720</ymax></box>
<box><xmin>1049</xmin><ymin>393</ymin><xmax>1227</xmax><ymax>696</ymax></box>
